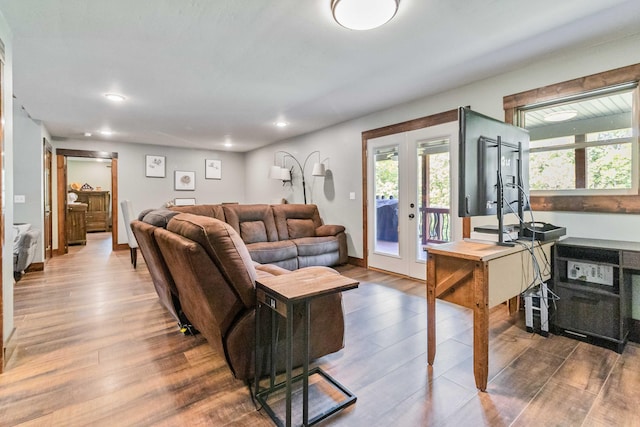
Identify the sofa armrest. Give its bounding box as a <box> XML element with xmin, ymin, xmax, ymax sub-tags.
<box><xmin>315</xmin><ymin>224</ymin><xmax>345</xmax><ymax>237</ymax></box>
<box><xmin>254</xmin><ymin>261</ymin><xmax>291</xmax><ymax>276</ymax></box>
<box><xmin>15</xmin><ymin>229</ymin><xmax>40</xmax><ymax>273</ymax></box>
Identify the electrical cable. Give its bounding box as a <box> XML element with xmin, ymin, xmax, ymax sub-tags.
<box><xmin>500</xmin><ymin>182</ymin><xmax>559</xmax><ymax>334</ymax></box>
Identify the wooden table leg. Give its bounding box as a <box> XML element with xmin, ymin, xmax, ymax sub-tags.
<box><xmin>507</xmin><ymin>296</ymin><xmax>519</xmax><ymax>315</ymax></box>
<box><xmin>473</xmin><ymin>261</ymin><xmax>489</xmax><ymax>392</ymax></box>
<box><xmin>427</xmin><ymin>253</ymin><xmax>436</xmax><ymax>365</ymax></box>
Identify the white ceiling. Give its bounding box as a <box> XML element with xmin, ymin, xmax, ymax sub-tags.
<box><xmin>1</xmin><ymin>0</ymin><xmax>639</xmax><ymax>152</ymax></box>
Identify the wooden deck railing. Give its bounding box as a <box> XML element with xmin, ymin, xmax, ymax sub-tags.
<box><xmin>419</xmin><ymin>206</ymin><xmax>450</xmax><ymax>244</ymax></box>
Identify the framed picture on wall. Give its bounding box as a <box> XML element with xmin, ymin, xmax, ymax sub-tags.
<box><xmin>145</xmin><ymin>155</ymin><xmax>166</xmax><ymax>178</ymax></box>
<box><xmin>205</xmin><ymin>159</ymin><xmax>222</xmax><ymax>180</ymax></box>
<box><xmin>174</xmin><ymin>170</ymin><xmax>196</xmax><ymax>191</ymax></box>
<box><xmin>174</xmin><ymin>197</ymin><xmax>196</xmax><ymax>206</ymax></box>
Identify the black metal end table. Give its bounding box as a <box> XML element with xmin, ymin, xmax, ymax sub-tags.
<box><xmin>254</xmin><ymin>269</ymin><xmax>358</xmax><ymax>426</ymax></box>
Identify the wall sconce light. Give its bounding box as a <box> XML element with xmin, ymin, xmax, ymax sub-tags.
<box><xmin>270</xmin><ymin>150</ymin><xmax>326</xmax><ymax>204</ymax></box>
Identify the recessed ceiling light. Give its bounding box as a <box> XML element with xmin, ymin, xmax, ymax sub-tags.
<box><xmin>99</xmin><ymin>130</ymin><xmax>113</xmax><ymax>136</ymax></box>
<box><xmin>275</xmin><ymin>121</ymin><xmax>288</xmax><ymax>128</ymax></box>
<box><xmin>84</xmin><ymin>132</ymin><xmax>92</xmax><ymax>137</ymax></box>
<box><xmin>104</xmin><ymin>93</ymin><xmax>126</xmax><ymax>102</ymax></box>
<box><xmin>224</xmin><ymin>142</ymin><xmax>233</xmax><ymax>147</ymax></box>
<box><xmin>543</xmin><ymin>110</ymin><xmax>578</xmax><ymax>122</ymax></box>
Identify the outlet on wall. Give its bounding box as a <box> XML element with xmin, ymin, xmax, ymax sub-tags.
<box><xmin>14</xmin><ymin>195</ymin><xmax>26</xmax><ymax>203</ymax></box>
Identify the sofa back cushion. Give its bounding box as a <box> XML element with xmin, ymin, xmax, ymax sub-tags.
<box><xmin>139</xmin><ymin>208</ymin><xmax>180</xmax><ymax>227</ymax></box>
<box><xmin>272</xmin><ymin>204</ymin><xmax>323</xmax><ymax>240</ymax></box>
<box><xmin>155</xmin><ymin>227</ymin><xmax>239</xmax><ymax>354</ymax></box>
<box><xmin>167</xmin><ymin>213</ymin><xmax>257</xmax><ymax>309</ymax></box>
<box><xmin>240</xmin><ymin>221</ymin><xmax>268</xmax><ymax>244</ymax></box>
<box><xmin>223</xmin><ymin>204</ymin><xmax>278</xmax><ymax>243</ymax></box>
<box><xmin>170</xmin><ymin>204</ymin><xmax>225</xmax><ymax>220</ymax></box>
<box><xmin>286</xmin><ymin>219</ymin><xmax>316</xmax><ymax>239</ymax></box>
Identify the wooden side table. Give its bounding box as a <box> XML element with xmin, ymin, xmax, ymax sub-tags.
<box><xmin>425</xmin><ymin>239</ymin><xmax>552</xmax><ymax>391</ymax></box>
<box><xmin>254</xmin><ymin>269</ymin><xmax>358</xmax><ymax>427</ymax></box>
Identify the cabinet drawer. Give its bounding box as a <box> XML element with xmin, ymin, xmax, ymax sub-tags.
<box><xmin>554</xmin><ymin>285</ymin><xmax>620</xmax><ymax>339</ymax></box>
<box><xmin>86</xmin><ymin>211</ymin><xmax>108</xmax><ymax>231</ymax></box>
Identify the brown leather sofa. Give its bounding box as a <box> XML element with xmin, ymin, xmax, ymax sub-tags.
<box><xmin>171</xmin><ymin>203</ymin><xmax>348</xmax><ymax>269</ymax></box>
<box><xmin>145</xmin><ymin>212</ymin><xmax>346</xmax><ymax>380</ymax></box>
<box><xmin>130</xmin><ymin>208</ymin><xmax>191</xmax><ymax>330</ymax></box>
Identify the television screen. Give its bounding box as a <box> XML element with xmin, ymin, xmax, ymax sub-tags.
<box><xmin>458</xmin><ymin>106</ymin><xmax>530</xmax><ymax>218</ymax></box>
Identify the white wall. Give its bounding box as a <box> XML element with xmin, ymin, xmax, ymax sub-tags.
<box><xmin>13</xmin><ymin>103</ymin><xmax>45</xmax><ymax>263</ymax></box>
<box><xmin>51</xmin><ymin>139</ymin><xmax>246</xmax><ymax>246</ymax></box>
<box><xmin>246</xmin><ymin>33</ymin><xmax>640</xmax><ymax>259</ymax></box>
<box><xmin>67</xmin><ymin>159</ymin><xmax>113</xmax><ymax>193</ymax></box>
<box><xmin>0</xmin><ymin>10</ymin><xmax>14</xmax><ymax>350</ymax></box>
<box><xmin>245</xmin><ymin>123</ymin><xmax>370</xmax><ymax>258</ymax></box>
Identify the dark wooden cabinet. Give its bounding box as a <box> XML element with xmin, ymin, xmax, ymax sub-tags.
<box><xmin>67</xmin><ymin>203</ymin><xmax>87</xmax><ymax>245</ymax></box>
<box><xmin>72</xmin><ymin>190</ymin><xmax>110</xmax><ymax>232</ymax></box>
<box><xmin>553</xmin><ymin>238</ymin><xmax>638</xmax><ymax>353</ymax></box>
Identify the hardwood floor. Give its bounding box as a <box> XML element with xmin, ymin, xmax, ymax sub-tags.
<box><xmin>2</xmin><ymin>232</ymin><xmax>639</xmax><ymax>426</ymax></box>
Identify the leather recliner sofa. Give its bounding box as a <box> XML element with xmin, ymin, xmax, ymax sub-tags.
<box><xmin>147</xmin><ymin>212</ymin><xmax>346</xmax><ymax>380</ymax></box>
<box><xmin>171</xmin><ymin>203</ymin><xmax>348</xmax><ymax>269</ymax></box>
<box><xmin>130</xmin><ymin>208</ymin><xmax>191</xmax><ymax>330</ymax></box>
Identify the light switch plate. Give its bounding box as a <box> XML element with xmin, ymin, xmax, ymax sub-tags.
<box><xmin>349</xmin><ymin>192</ymin><xmax>356</xmax><ymax>200</ymax></box>
<box><xmin>14</xmin><ymin>195</ymin><xmax>26</xmax><ymax>203</ymax></box>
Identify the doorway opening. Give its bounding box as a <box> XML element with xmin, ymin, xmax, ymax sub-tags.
<box><xmin>55</xmin><ymin>149</ymin><xmax>119</xmax><ymax>255</ymax></box>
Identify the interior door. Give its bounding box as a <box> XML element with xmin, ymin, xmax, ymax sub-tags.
<box><xmin>367</xmin><ymin>122</ymin><xmax>461</xmax><ymax>279</ymax></box>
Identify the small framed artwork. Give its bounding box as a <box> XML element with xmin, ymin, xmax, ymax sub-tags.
<box><xmin>205</xmin><ymin>159</ymin><xmax>222</xmax><ymax>180</ymax></box>
<box><xmin>146</xmin><ymin>155</ymin><xmax>166</xmax><ymax>178</ymax></box>
<box><xmin>174</xmin><ymin>170</ymin><xmax>196</xmax><ymax>191</ymax></box>
<box><xmin>174</xmin><ymin>197</ymin><xmax>196</xmax><ymax>206</ymax></box>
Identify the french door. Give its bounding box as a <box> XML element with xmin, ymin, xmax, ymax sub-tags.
<box><xmin>367</xmin><ymin>122</ymin><xmax>461</xmax><ymax>279</ymax></box>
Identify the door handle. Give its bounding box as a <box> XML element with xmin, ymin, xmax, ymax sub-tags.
<box><xmin>408</xmin><ymin>214</ymin><xmax>415</xmax><ymax>219</ymax></box>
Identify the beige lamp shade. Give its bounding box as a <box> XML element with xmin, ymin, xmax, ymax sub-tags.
<box><xmin>311</xmin><ymin>163</ymin><xmax>326</xmax><ymax>177</ymax></box>
<box><xmin>270</xmin><ymin>165</ymin><xmax>283</xmax><ymax>179</ymax></box>
<box><xmin>279</xmin><ymin>167</ymin><xmax>291</xmax><ymax>181</ymax></box>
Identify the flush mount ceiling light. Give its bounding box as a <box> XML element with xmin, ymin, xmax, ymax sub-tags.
<box><xmin>275</xmin><ymin>121</ymin><xmax>288</xmax><ymax>128</ymax></box>
<box><xmin>331</xmin><ymin>0</ymin><xmax>399</xmax><ymax>30</ymax></box>
<box><xmin>104</xmin><ymin>93</ymin><xmax>126</xmax><ymax>102</ymax></box>
<box><xmin>99</xmin><ymin>130</ymin><xmax>114</xmax><ymax>136</ymax></box>
<box><xmin>543</xmin><ymin>110</ymin><xmax>578</xmax><ymax>122</ymax></box>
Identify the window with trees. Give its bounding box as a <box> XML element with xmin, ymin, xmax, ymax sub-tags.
<box><xmin>504</xmin><ymin>64</ymin><xmax>640</xmax><ymax>213</ymax></box>
<box><xmin>522</xmin><ymin>84</ymin><xmax>636</xmax><ymax>194</ymax></box>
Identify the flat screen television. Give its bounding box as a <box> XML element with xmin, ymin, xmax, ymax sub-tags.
<box><xmin>458</xmin><ymin>106</ymin><xmax>530</xmax><ymax>219</ymax></box>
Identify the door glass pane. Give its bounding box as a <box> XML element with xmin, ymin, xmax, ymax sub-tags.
<box><xmin>417</xmin><ymin>139</ymin><xmax>450</xmax><ymax>261</ymax></box>
<box><xmin>374</xmin><ymin>145</ymin><xmax>399</xmax><ymax>255</ymax></box>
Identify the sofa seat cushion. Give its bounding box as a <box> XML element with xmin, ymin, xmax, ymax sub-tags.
<box><xmin>246</xmin><ymin>240</ymin><xmax>297</xmax><ymax>264</ymax></box>
<box><xmin>293</xmin><ymin>236</ymin><xmax>339</xmax><ymax>256</ymax></box>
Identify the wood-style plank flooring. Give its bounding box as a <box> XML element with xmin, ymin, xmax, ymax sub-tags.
<box><xmin>1</xmin><ymin>232</ymin><xmax>639</xmax><ymax>426</ymax></box>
